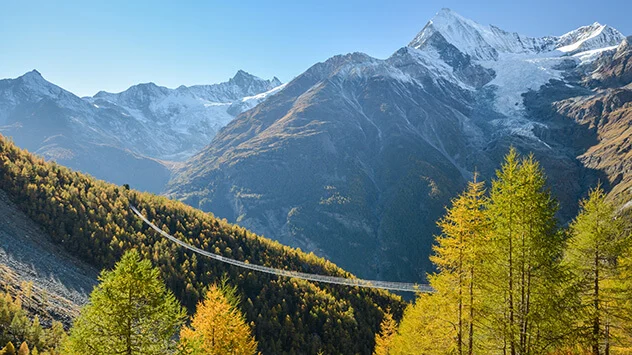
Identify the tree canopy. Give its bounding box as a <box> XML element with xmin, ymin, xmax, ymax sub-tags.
<box><xmin>390</xmin><ymin>149</ymin><xmax>632</xmax><ymax>354</ymax></box>
<box><xmin>180</xmin><ymin>283</ymin><xmax>258</xmax><ymax>355</ymax></box>
<box><xmin>62</xmin><ymin>250</ymin><xmax>186</xmax><ymax>355</ymax></box>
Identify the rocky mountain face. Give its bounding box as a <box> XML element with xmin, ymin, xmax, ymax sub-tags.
<box><xmin>0</xmin><ymin>70</ymin><xmax>281</xmax><ymax>192</ymax></box>
<box><xmin>168</xmin><ymin>9</ymin><xmax>631</xmax><ymax>282</ymax></box>
<box><xmin>87</xmin><ymin>70</ymin><xmax>282</xmax><ymax>160</ymax></box>
<box><xmin>0</xmin><ymin>70</ymin><xmax>171</xmax><ymax>192</ymax></box>
<box><xmin>589</xmin><ymin>35</ymin><xmax>632</xmax><ymax>87</ymax></box>
<box><xmin>555</xmin><ymin>36</ymin><xmax>632</xmax><ymax>198</ymax></box>
<box><xmin>0</xmin><ymin>189</ymin><xmax>97</xmax><ymax>327</ymax></box>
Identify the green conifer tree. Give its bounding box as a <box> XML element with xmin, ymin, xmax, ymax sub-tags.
<box><xmin>566</xmin><ymin>186</ymin><xmax>625</xmax><ymax>354</ymax></box>
<box><xmin>27</xmin><ymin>316</ymin><xmax>43</xmax><ymax>351</ymax></box>
<box><xmin>485</xmin><ymin>149</ymin><xmax>564</xmax><ymax>354</ymax></box>
<box><xmin>63</xmin><ymin>250</ymin><xmax>186</xmax><ymax>355</ymax></box>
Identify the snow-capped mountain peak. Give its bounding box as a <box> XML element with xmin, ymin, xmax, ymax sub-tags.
<box><xmin>406</xmin><ymin>8</ymin><xmax>626</xmax><ymax>134</ymax></box>
<box><xmin>82</xmin><ymin>71</ymin><xmax>283</xmax><ymax>160</ymax></box>
<box><xmin>229</xmin><ymin>70</ymin><xmax>256</xmax><ymax>88</ymax></box>
<box><xmin>16</xmin><ymin>69</ymin><xmax>56</xmax><ymax>91</ymax></box>
<box><xmin>0</xmin><ymin>69</ymin><xmax>88</xmax><ymax>112</ymax></box>
<box><xmin>20</xmin><ymin>69</ymin><xmax>44</xmax><ymax>80</ymax></box>
<box><xmin>617</xmin><ymin>35</ymin><xmax>632</xmax><ymax>57</ymax></box>
<box><xmin>224</xmin><ymin>70</ymin><xmax>282</xmax><ymax>98</ymax></box>
<box><xmin>95</xmin><ymin>82</ymin><xmax>171</xmax><ymax>107</ymax></box>
<box><xmin>409</xmin><ymin>8</ymin><xmax>624</xmax><ymax>60</ymax></box>
<box><xmin>231</xmin><ymin>69</ymin><xmax>257</xmax><ymax>83</ymax></box>
<box><xmin>556</xmin><ymin>22</ymin><xmax>624</xmax><ymax>53</ymax></box>
<box><xmin>270</xmin><ymin>76</ymin><xmax>282</xmax><ymax>87</ymax></box>
<box><xmin>409</xmin><ymin>8</ymin><xmax>552</xmax><ymax>60</ymax></box>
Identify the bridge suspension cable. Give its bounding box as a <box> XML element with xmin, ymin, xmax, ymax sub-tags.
<box><xmin>131</xmin><ymin>206</ymin><xmax>432</xmax><ymax>293</ymax></box>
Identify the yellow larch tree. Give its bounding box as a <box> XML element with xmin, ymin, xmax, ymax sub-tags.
<box><xmin>373</xmin><ymin>310</ymin><xmax>397</xmax><ymax>355</ymax></box>
<box><xmin>180</xmin><ymin>284</ymin><xmax>258</xmax><ymax>355</ymax></box>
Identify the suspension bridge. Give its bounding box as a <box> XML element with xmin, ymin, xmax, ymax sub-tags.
<box><xmin>131</xmin><ymin>206</ymin><xmax>432</xmax><ymax>293</ymax></box>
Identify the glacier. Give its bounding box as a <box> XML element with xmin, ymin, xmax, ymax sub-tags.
<box><xmin>407</xmin><ymin>8</ymin><xmax>625</xmax><ymax>137</ymax></box>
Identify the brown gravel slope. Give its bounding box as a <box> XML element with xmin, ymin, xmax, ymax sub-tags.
<box><xmin>0</xmin><ymin>189</ymin><xmax>97</xmax><ymax>327</ymax></box>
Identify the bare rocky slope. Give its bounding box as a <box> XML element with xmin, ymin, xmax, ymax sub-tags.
<box><xmin>0</xmin><ymin>189</ymin><xmax>97</xmax><ymax>327</ymax></box>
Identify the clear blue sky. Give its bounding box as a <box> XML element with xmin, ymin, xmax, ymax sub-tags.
<box><xmin>1</xmin><ymin>0</ymin><xmax>630</xmax><ymax>97</ymax></box>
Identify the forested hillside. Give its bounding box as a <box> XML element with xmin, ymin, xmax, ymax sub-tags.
<box><xmin>0</xmin><ymin>134</ymin><xmax>403</xmax><ymax>355</ymax></box>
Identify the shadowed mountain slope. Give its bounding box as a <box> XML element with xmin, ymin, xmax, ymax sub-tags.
<box><xmin>168</xmin><ymin>9</ymin><xmax>631</xmax><ymax>282</ymax></box>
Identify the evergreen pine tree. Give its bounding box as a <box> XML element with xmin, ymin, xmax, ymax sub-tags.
<box><xmin>27</xmin><ymin>316</ymin><xmax>43</xmax><ymax>351</ymax></box>
<box><xmin>8</xmin><ymin>313</ymin><xmax>29</xmax><ymax>344</ymax></box>
<box><xmin>388</xmin><ymin>292</ymin><xmax>453</xmax><ymax>354</ymax></box>
<box><xmin>42</xmin><ymin>321</ymin><xmax>64</xmax><ymax>353</ymax></box>
<box><xmin>432</xmin><ymin>175</ymin><xmax>489</xmax><ymax>355</ymax></box>
<box><xmin>389</xmin><ymin>175</ymin><xmax>490</xmax><ymax>354</ymax></box>
<box><xmin>63</xmin><ymin>250</ymin><xmax>186</xmax><ymax>355</ymax></box>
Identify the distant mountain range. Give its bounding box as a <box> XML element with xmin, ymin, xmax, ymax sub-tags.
<box><xmin>0</xmin><ymin>69</ymin><xmax>281</xmax><ymax>191</ymax></box>
<box><xmin>1</xmin><ymin>8</ymin><xmax>630</xmax><ymax>284</ymax></box>
<box><xmin>167</xmin><ymin>9</ymin><xmax>632</xmax><ymax>282</ymax></box>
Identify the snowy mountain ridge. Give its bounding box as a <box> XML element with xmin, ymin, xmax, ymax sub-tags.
<box><xmin>0</xmin><ymin>69</ymin><xmax>283</xmax><ymax>191</ymax></box>
<box><xmin>85</xmin><ymin>70</ymin><xmax>282</xmax><ymax>160</ymax></box>
<box><xmin>406</xmin><ymin>8</ymin><xmax>626</xmax><ymax>136</ymax></box>
<box><xmin>94</xmin><ymin>70</ymin><xmax>281</xmax><ymax>105</ymax></box>
<box><xmin>0</xmin><ymin>70</ymin><xmax>94</xmax><ymax>119</ymax></box>
<box><xmin>410</xmin><ymin>8</ymin><xmax>624</xmax><ymax>60</ymax></box>
<box><xmin>557</xmin><ymin>22</ymin><xmax>624</xmax><ymax>53</ymax></box>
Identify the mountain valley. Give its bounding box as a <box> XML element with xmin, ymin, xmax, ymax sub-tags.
<box><xmin>2</xmin><ymin>6</ymin><xmax>632</xmax><ymax>354</ymax></box>
<box><xmin>2</xmin><ymin>8</ymin><xmax>631</xmax><ymax>287</ymax></box>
